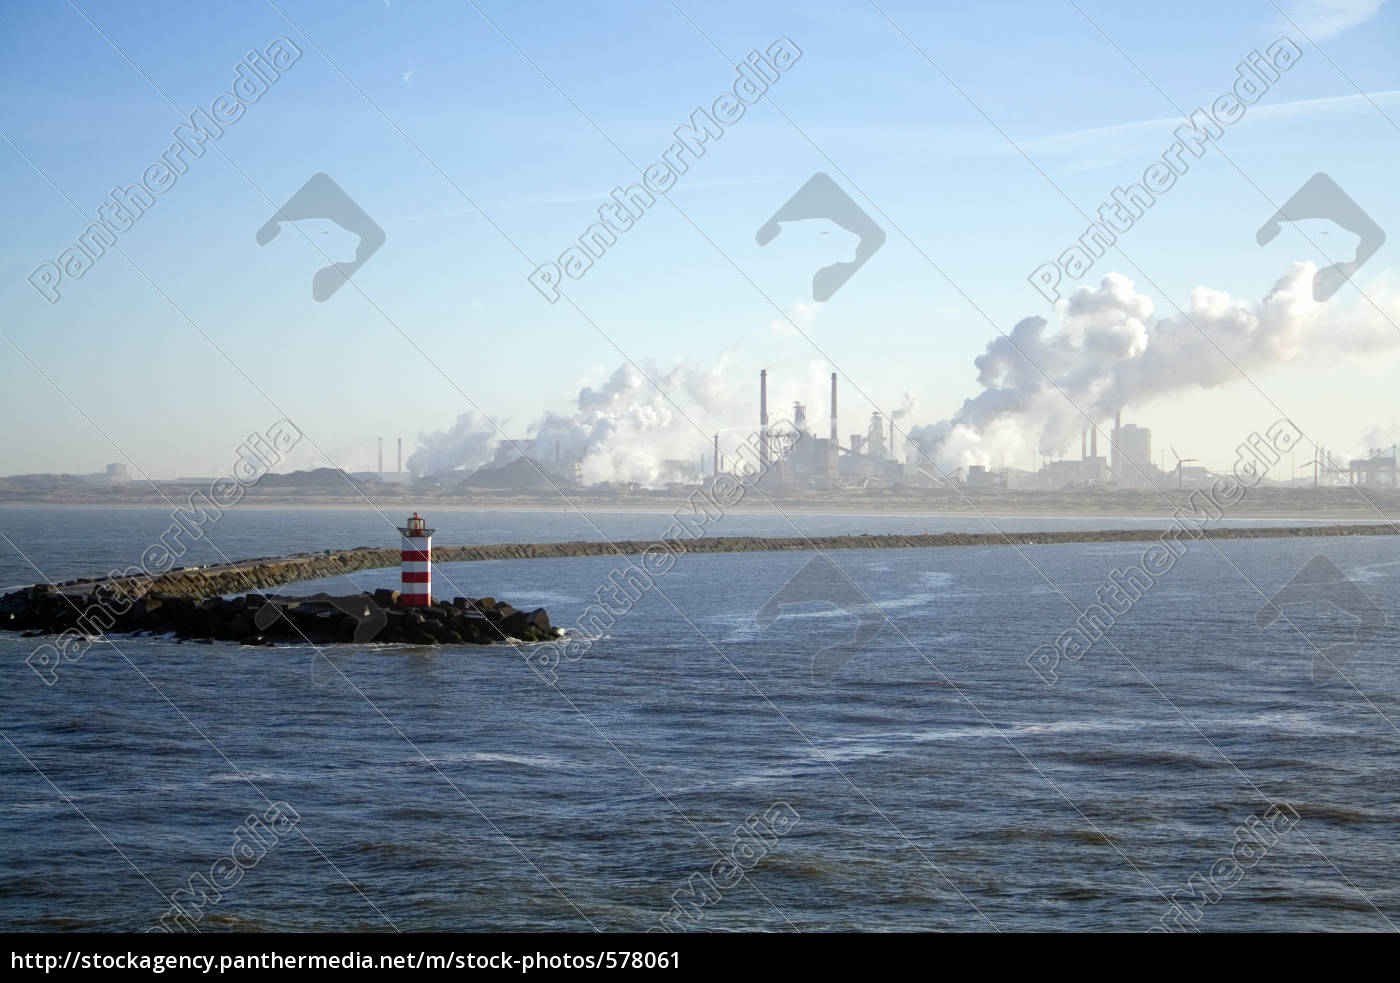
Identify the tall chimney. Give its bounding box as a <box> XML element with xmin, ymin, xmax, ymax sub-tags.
<box><xmin>760</xmin><ymin>369</ymin><xmax>769</xmax><ymax>469</ymax></box>
<box><xmin>397</xmin><ymin>437</ymin><xmax>403</xmax><ymax>475</ymax></box>
<box><xmin>830</xmin><ymin>373</ymin><xmax>838</xmax><ymax>443</ymax></box>
<box><xmin>828</xmin><ymin>372</ymin><xmax>840</xmax><ymax>486</ymax></box>
<box><xmin>889</xmin><ymin>418</ymin><xmax>896</xmax><ymax>463</ymax></box>
<box><xmin>714</xmin><ymin>433</ymin><xmax>720</xmax><ymax>477</ymax></box>
<box><xmin>378</xmin><ymin>437</ymin><xmax>384</xmax><ymax>475</ymax></box>
<box><xmin>1112</xmin><ymin>411</ymin><xmax>1122</xmax><ymax>481</ymax></box>
<box><xmin>1081</xmin><ymin>429</ymin><xmax>1086</xmax><ymax>461</ymax></box>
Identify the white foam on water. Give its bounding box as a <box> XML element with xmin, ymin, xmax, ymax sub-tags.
<box><xmin>416</xmin><ymin>750</ymin><xmax>568</xmax><ymax>771</ymax></box>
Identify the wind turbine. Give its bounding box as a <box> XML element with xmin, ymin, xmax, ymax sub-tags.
<box><xmin>1297</xmin><ymin>444</ymin><xmax>1345</xmax><ymax>486</ymax></box>
<box><xmin>1169</xmin><ymin>446</ymin><xmax>1198</xmax><ymax>490</ymax></box>
<box><xmin>1297</xmin><ymin>443</ymin><xmax>1323</xmax><ymax>487</ymax></box>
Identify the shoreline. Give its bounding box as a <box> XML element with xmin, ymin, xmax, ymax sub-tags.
<box><xmin>1</xmin><ymin>499</ymin><xmax>1398</xmax><ymax>522</ymax></box>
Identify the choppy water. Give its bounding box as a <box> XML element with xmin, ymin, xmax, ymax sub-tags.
<box><xmin>2</xmin><ymin>507</ymin><xmax>1398</xmax><ymax>931</ymax></box>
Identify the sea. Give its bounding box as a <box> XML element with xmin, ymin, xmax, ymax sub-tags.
<box><xmin>1</xmin><ymin>506</ymin><xmax>1397</xmax><ymax>932</ymax></box>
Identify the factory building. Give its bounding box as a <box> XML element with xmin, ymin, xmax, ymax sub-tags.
<box><xmin>1110</xmin><ymin>419</ymin><xmax>1154</xmax><ymax>488</ymax></box>
<box><xmin>1347</xmin><ymin>449</ymin><xmax>1399</xmax><ymax>487</ymax></box>
<box><xmin>1035</xmin><ymin>414</ymin><xmax>1164</xmax><ymax>489</ymax></box>
<box><xmin>747</xmin><ymin>370</ymin><xmax>903</xmax><ymax>489</ymax></box>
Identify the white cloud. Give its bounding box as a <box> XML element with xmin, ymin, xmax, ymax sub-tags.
<box><xmin>1280</xmin><ymin>0</ymin><xmax>1389</xmax><ymax>40</ymax></box>
<box><xmin>765</xmin><ymin>302</ymin><xmax>821</xmax><ymax>338</ymax></box>
<box><xmin>1018</xmin><ymin>90</ymin><xmax>1400</xmax><ymax>158</ymax></box>
<box><xmin>815</xmin><ymin>89</ymin><xmax>1400</xmax><ymax>166</ymax></box>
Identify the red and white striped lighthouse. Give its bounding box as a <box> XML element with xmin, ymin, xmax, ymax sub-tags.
<box><xmin>397</xmin><ymin>512</ymin><xmax>435</xmax><ymax>606</ymax></box>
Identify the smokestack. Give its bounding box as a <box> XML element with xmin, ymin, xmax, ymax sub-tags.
<box><xmin>830</xmin><ymin>373</ymin><xmax>838</xmax><ymax>443</ymax></box>
<box><xmin>889</xmin><ymin>418</ymin><xmax>895</xmax><ymax>463</ymax></box>
<box><xmin>397</xmin><ymin>438</ymin><xmax>403</xmax><ymax>475</ymax></box>
<box><xmin>828</xmin><ymin>373</ymin><xmax>840</xmax><ymax>487</ymax></box>
<box><xmin>1112</xmin><ymin>411</ymin><xmax>1122</xmax><ymax>481</ymax></box>
<box><xmin>1081</xmin><ymin>429</ymin><xmax>1086</xmax><ymax>461</ymax></box>
<box><xmin>760</xmin><ymin>369</ymin><xmax>769</xmax><ymax>469</ymax></box>
<box><xmin>1091</xmin><ymin>427</ymin><xmax>1098</xmax><ymax>459</ymax></box>
<box><xmin>714</xmin><ymin>433</ymin><xmax>720</xmax><ymax>478</ymax></box>
<box><xmin>378</xmin><ymin>437</ymin><xmax>383</xmax><ymax>475</ymax></box>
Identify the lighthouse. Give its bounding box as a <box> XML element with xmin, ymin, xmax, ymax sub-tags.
<box><xmin>397</xmin><ymin>512</ymin><xmax>435</xmax><ymax>606</ymax></box>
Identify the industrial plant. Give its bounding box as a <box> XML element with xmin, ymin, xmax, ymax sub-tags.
<box><xmin>10</xmin><ymin>370</ymin><xmax>1398</xmax><ymax>502</ymax></box>
<box><xmin>701</xmin><ymin>370</ymin><xmax>1400</xmax><ymax>496</ymax></box>
<box><xmin>732</xmin><ymin>372</ymin><xmax>1158</xmax><ymax>492</ymax></box>
<box><xmin>739</xmin><ymin>370</ymin><xmax>902</xmax><ymax>490</ymax></box>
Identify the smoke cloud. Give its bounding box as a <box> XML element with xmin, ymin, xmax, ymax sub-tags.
<box><xmin>910</xmin><ymin>262</ymin><xmax>1399</xmax><ymax>472</ymax></box>
<box><xmin>407</xmin><ymin>358</ymin><xmax>743</xmax><ymax>486</ymax></box>
<box><xmin>408</xmin><ymin>263</ymin><xmax>1397</xmax><ymax>486</ymax></box>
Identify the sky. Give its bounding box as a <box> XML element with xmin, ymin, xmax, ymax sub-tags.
<box><xmin>1</xmin><ymin>0</ymin><xmax>1397</xmax><ymax>482</ymax></box>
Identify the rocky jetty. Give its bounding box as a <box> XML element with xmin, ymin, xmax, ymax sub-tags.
<box><xmin>5</xmin><ymin>522</ymin><xmax>1395</xmax><ymax>650</ymax></box>
<box><xmin>12</xmin><ymin>523</ymin><xmax>1400</xmax><ymax>604</ymax></box>
<box><xmin>0</xmin><ymin>586</ymin><xmax>556</xmax><ymax>647</ymax></box>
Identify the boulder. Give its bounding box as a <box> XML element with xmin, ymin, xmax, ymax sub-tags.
<box><xmin>1</xmin><ymin>583</ymin><xmax>550</xmax><ymax>651</ymax></box>
<box><xmin>498</xmin><ymin>610</ymin><xmax>530</xmax><ymax>636</ymax></box>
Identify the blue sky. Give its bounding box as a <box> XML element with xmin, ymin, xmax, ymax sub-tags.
<box><xmin>2</xmin><ymin>0</ymin><xmax>1397</xmax><ymax>480</ymax></box>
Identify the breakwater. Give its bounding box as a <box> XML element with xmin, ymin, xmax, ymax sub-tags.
<box><xmin>14</xmin><ymin>522</ymin><xmax>1399</xmax><ymax>602</ymax></box>
<box><xmin>7</xmin><ymin>590</ymin><xmax>556</xmax><ymax>657</ymax></box>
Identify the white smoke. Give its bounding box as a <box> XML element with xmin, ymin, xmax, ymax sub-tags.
<box><xmin>889</xmin><ymin>391</ymin><xmax>918</xmax><ymax>421</ymax></box>
<box><xmin>910</xmin><ymin>262</ymin><xmax>1400</xmax><ymax>473</ymax></box>
<box><xmin>1359</xmin><ymin>423</ymin><xmax>1400</xmax><ymax>455</ymax></box>
<box><xmin>406</xmin><ymin>409</ymin><xmax>500</xmax><ymax>477</ymax></box>
<box><xmin>409</xmin><ymin>302</ymin><xmax>836</xmax><ymax>487</ymax></box>
<box><xmin>409</xmin><ymin>264</ymin><xmax>1398</xmax><ymax>486</ymax></box>
<box><xmin>408</xmin><ymin>357</ymin><xmax>746</xmax><ymax>486</ymax></box>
